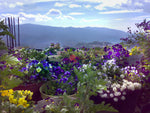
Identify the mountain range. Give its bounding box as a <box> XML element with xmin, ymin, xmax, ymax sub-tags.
<box><xmin>16</xmin><ymin>24</ymin><xmax>127</xmax><ymax>49</ymax></box>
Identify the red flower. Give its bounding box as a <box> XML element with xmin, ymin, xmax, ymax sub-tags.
<box><xmin>69</xmin><ymin>54</ymin><xmax>77</xmax><ymax>63</ymax></box>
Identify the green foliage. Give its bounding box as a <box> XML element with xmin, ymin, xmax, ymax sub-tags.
<box><xmin>0</xmin><ymin>20</ymin><xmax>14</xmax><ymax>39</ymax></box>
<box><xmin>0</xmin><ymin>54</ymin><xmax>24</xmax><ymax>89</ymax></box>
<box><xmin>0</xmin><ymin>101</ymin><xmax>34</xmax><ymax>113</ymax></box>
<box><xmin>19</xmin><ymin>48</ymin><xmax>46</xmax><ymax>61</ymax></box>
<box><xmin>73</xmin><ymin>66</ymin><xmax>117</xmax><ymax>113</ymax></box>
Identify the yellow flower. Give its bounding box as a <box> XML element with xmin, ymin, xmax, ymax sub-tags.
<box><xmin>114</xmin><ymin>75</ymin><xmax>116</xmax><ymax>79</ymax></box>
<box><xmin>129</xmin><ymin>52</ymin><xmax>132</xmax><ymax>56</ymax></box>
<box><xmin>9</xmin><ymin>95</ymin><xmax>15</xmax><ymax>103</ymax></box>
<box><xmin>0</xmin><ymin>89</ymin><xmax>13</xmax><ymax>97</ymax></box>
<box><xmin>0</xmin><ymin>90</ymin><xmax>8</xmax><ymax>96</ymax></box>
<box><xmin>18</xmin><ymin>90</ymin><xmax>23</xmax><ymax>95</ymax></box>
<box><xmin>36</xmin><ymin>67</ymin><xmax>42</xmax><ymax>73</ymax></box>
<box><xmin>0</xmin><ymin>85</ymin><xmax>5</xmax><ymax>89</ymax></box>
<box><xmin>8</xmin><ymin>89</ymin><xmax>14</xmax><ymax>95</ymax></box>
<box><xmin>17</xmin><ymin>97</ymin><xmax>29</xmax><ymax>108</ymax></box>
<box><xmin>12</xmin><ymin>98</ymin><xmax>17</xmax><ymax>104</ymax></box>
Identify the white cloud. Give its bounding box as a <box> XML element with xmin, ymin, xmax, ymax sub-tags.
<box><xmin>69</xmin><ymin>4</ymin><xmax>81</xmax><ymax>8</ymax></box>
<box><xmin>5</xmin><ymin>2</ymin><xmax>24</xmax><ymax>8</ymax></box>
<box><xmin>56</xmin><ymin>15</ymin><xmax>75</xmax><ymax>20</ymax></box>
<box><xmin>131</xmin><ymin>15</ymin><xmax>150</xmax><ymax>21</ymax></box>
<box><xmin>47</xmin><ymin>9</ymin><xmax>62</xmax><ymax>16</ymax></box>
<box><xmin>1</xmin><ymin>12</ymin><xmax>52</xmax><ymax>23</ymax></box>
<box><xmin>16</xmin><ymin>2</ymin><xmax>23</xmax><ymax>6</ymax></box>
<box><xmin>54</xmin><ymin>2</ymin><xmax>66</xmax><ymax>7</ymax></box>
<box><xmin>69</xmin><ymin>12</ymin><xmax>84</xmax><ymax>15</ymax></box>
<box><xmin>84</xmin><ymin>5</ymin><xmax>91</xmax><ymax>8</ymax></box>
<box><xmin>63</xmin><ymin>15</ymin><xmax>75</xmax><ymax>20</ymax></box>
<box><xmin>134</xmin><ymin>2</ymin><xmax>143</xmax><ymax>7</ymax></box>
<box><xmin>81</xmin><ymin>19</ymin><xmax>100</xmax><ymax>22</ymax></box>
<box><xmin>9</xmin><ymin>4</ymin><xmax>16</xmax><ymax>8</ymax></box>
<box><xmin>114</xmin><ymin>18</ymin><xmax>124</xmax><ymax>21</ymax></box>
<box><xmin>144</xmin><ymin>0</ymin><xmax>150</xmax><ymax>3</ymax></box>
<box><xmin>99</xmin><ymin>9</ymin><xmax>143</xmax><ymax>14</ymax></box>
<box><xmin>95</xmin><ymin>0</ymin><xmax>128</xmax><ymax>10</ymax></box>
<box><xmin>76</xmin><ymin>0</ymin><xmax>101</xmax><ymax>3</ymax></box>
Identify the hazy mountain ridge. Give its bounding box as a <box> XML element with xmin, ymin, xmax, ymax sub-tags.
<box><xmin>18</xmin><ymin>24</ymin><xmax>127</xmax><ymax>49</ymax></box>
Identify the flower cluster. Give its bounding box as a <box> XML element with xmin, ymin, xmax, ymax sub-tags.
<box><xmin>129</xmin><ymin>46</ymin><xmax>141</xmax><ymax>56</ymax></box>
<box><xmin>98</xmin><ymin>58</ymin><xmax>123</xmax><ymax>82</ymax></box>
<box><xmin>123</xmin><ymin>66</ymin><xmax>145</xmax><ymax>82</ymax></box>
<box><xmin>0</xmin><ymin>89</ymin><xmax>33</xmax><ymax>108</ymax></box>
<box><xmin>98</xmin><ymin>79</ymin><xmax>142</xmax><ymax>102</ymax></box>
<box><xmin>103</xmin><ymin>44</ymin><xmax>129</xmax><ymax>60</ymax></box>
<box><xmin>26</xmin><ymin>59</ymin><xmax>52</xmax><ymax>81</ymax></box>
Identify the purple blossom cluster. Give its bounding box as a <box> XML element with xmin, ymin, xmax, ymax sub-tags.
<box><xmin>103</xmin><ymin>44</ymin><xmax>129</xmax><ymax>67</ymax></box>
<box><xmin>137</xmin><ymin>19</ymin><xmax>150</xmax><ymax>31</ymax></box>
<box><xmin>103</xmin><ymin>44</ymin><xmax>129</xmax><ymax>60</ymax></box>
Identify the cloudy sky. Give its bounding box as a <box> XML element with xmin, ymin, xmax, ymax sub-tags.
<box><xmin>0</xmin><ymin>0</ymin><xmax>150</xmax><ymax>31</ymax></box>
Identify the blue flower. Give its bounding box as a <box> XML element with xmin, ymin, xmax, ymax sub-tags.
<box><xmin>68</xmin><ymin>82</ymin><xmax>73</xmax><ymax>87</ymax></box>
<box><xmin>51</xmin><ymin>75</ymin><xmax>57</xmax><ymax>80</ymax></box>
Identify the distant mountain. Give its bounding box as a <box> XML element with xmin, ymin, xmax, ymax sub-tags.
<box><xmin>70</xmin><ymin>41</ymin><xmax>112</xmax><ymax>48</ymax></box>
<box><xmin>17</xmin><ymin>24</ymin><xmax>127</xmax><ymax>49</ymax></box>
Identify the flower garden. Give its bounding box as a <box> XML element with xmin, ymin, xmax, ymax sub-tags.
<box><xmin>0</xmin><ymin>20</ymin><xmax>150</xmax><ymax>113</ymax></box>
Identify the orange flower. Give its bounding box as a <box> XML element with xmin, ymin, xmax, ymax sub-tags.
<box><xmin>69</xmin><ymin>54</ymin><xmax>77</xmax><ymax>63</ymax></box>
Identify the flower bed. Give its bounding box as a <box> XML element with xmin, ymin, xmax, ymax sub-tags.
<box><xmin>0</xmin><ymin>20</ymin><xmax>150</xmax><ymax>113</ymax></box>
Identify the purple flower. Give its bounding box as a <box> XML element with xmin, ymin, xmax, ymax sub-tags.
<box><xmin>10</xmin><ymin>67</ymin><xmax>13</xmax><ymax>69</ymax></box>
<box><xmin>63</xmin><ymin>77</ymin><xmax>68</xmax><ymax>83</ymax></box>
<box><xmin>64</xmin><ymin>71</ymin><xmax>71</xmax><ymax>77</ymax></box>
<box><xmin>51</xmin><ymin>75</ymin><xmax>57</xmax><ymax>80</ymax></box>
<box><xmin>68</xmin><ymin>82</ymin><xmax>73</xmax><ymax>87</ymax></box>
<box><xmin>0</xmin><ymin>61</ymin><xmax>6</xmax><ymax>64</ymax></box>
<box><xmin>17</xmin><ymin>57</ymin><xmax>22</xmax><ymax>61</ymax></box>
<box><xmin>30</xmin><ymin>75</ymin><xmax>37</xmax><ymax>79</ymax></box>
<box><xmin>74</xmin><ymin>103</ymin><xmax>79</xmax><ymax>107</ymax></box>
<box><xmin>56</xmin><ymin>88</ymin><xmax>63</xmax><ymax>95</ymax></box>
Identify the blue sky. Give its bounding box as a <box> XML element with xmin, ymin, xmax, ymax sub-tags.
<box><xmin>0</xmin><ymin>0</ymin><xmax>150</xmax><ymax>31</ymax></box>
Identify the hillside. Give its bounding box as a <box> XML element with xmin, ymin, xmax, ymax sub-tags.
<box><xmin>16</xmin><ymin>24</ymin><xmax>127</xmax><ymax>49</ymax></box>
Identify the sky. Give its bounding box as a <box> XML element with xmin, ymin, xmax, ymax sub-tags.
<box><xmin>0</xmin><ymin>0</ymin><xmax>150</xmax><ymax>31</ymax></box>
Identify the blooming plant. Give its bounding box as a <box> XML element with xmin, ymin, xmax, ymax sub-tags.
<box><xmin>0</xmin><ymin>89</ymin><xmax>34</xmax><ymax>113</ymax></box>
<box><xmin>24</xmin><ymin>59</ymin><xmax>52</xmax><ymax>82</ymax></box>
<box><xmin>103</xmin><ymin>44</ymin><xmax>130</xmax><ymax>67</ymax></box>
<box><xmin>129</xmin><ymin>46</ymin><xmax>141</xmax><ymax>56</ymax></box>
<box><xmin>41</xmin><ymin>67</ymin><xmax>78</xmax><ymax>96</ymax></box>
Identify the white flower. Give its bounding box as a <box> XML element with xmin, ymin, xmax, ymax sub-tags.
<box><xmin>120</xmin><ymin>85</ymin><xmax>126</xmax><ymax>91</ymax></box>
<box><xmin>116</xmin><ymin>84</ymin><xmax>120</xmax><ymax>88</ymax></box>
<box><xmin>45</xmin><ymin>105</ymin><xmax>50</xmax><ymax>110</ymax></box>
<box><xmin>98</xmin><ymin>90</ymin><xmax>103</xmax><ymax>94</ymax></box>
<box><xmin>61</xmin><ymin>108</ymin><xmax>68</xmax><ymax>112</ymax></box>
<box><xmin>103</xmin><ymin>93</ymin><xmax>108</xmax><ymax>98</ymax></box>
<box><xmin>110</xmin><ymin>93</ymin><xmax>114</xmax><ymax>98</ymax></box>
<box><xmin>108</xmin><ymin>80</ymin><xmax>111</xmax><ymax>84</ymax></box>
<box><xmin>102</xmin><ymin>66</ymin><xmax>107</xmax><ymax>72</ymax></box>
<box><xmin>121</xmin><ymin>96</ymin><xmax>126</xmax><ymax>101</ymax></box>
<box><xmin>120</xmin><ymin>74</ymin><xmax>125</xmax><ymax>79</ymax></box>
<box><xmin>93</xmin><ymin>66</ymin><xmax>96</xmax><ymax>70</ymax></box>
<box><xmin>106</xmin><ymin>90</ymin><xmax>110</xmax><ymax>93</ymax></box>
<box><xmin>114</xmin><ymin>92</ymin><xmax>121</xmax><ymax>96</ymax></box>
<box><xmin>82</xmin><ymin>64</ymin><xmax>88</xmax><ymax>69</ymax></box>
<box><xmin>113</xmin><ymin>87</ymin><xmax>117</xmax><ymax>92</ymax></box>
<box><xmin>97</xmin><ymin>72</ymin><xmax>102</xmax><ymax>75</ymax></box>
<box><xmin>113</xmin><ymin>98</ymin><xmax>118</xmax><ymax>102</ymax></box>
<box><xmin>49</xmin><ymin>64</ymin><xmax>52</xmax><ymax>68</ymax></box>
<box><xmin>134</xmin><ymin>83</ymin><xmax>142</xmax><ymax>89</ymax></box>
<box><xmin>106</xmin><ymin>58</ymin><xmax>116</xmax><ymax>65</ymax></box>
<box><xmin>127</xmin><ymin>84</ymin><xmax>135</xmax><ymax>91</ymax></box>
<box><xmin>123</xmin><ymin>92</ymin><xmax>126</xmax><ymax>95</ymax></box>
